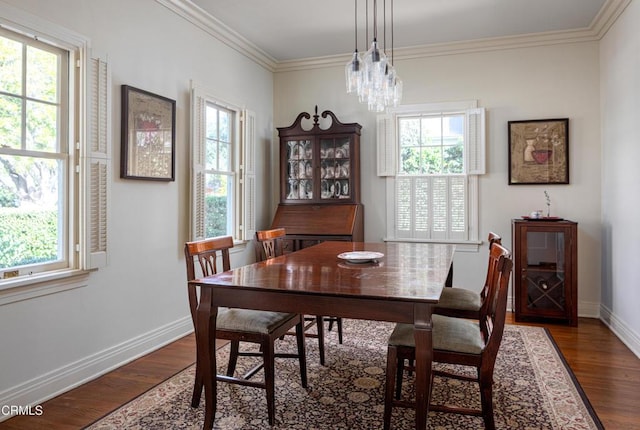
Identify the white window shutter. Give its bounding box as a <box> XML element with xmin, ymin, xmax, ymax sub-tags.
<box><xmin>395</xmin><ymin>176</ymin><xmax>412</xmax><ymax>237</ymax></box>
<box><xmin>84</xmin><ymin>53</ymin><xmax>111</xmax><ymax>270</ymax></box>
<box><xmin>377</xmin><ymin>113</ymin><xmax>396</xmax><ymax>176</ymax></box>
<box><xmin>190</xmin><ymin>87</ymin><xmax>206</xmax><ymax>240</ymax></box>
<box><xmin>466</xmin><ymin>107</ymin><xmax>486</xmax><ymax>175</ymax></box>
<box><xmin>240</xmin><ymin>109</ymin><xmax>256</xmax><ymax>241</ymax></box>
<box><xmin>449</xmin><ymin>176</ymin><xmax>467</xmax><ymax>239</ymax></box>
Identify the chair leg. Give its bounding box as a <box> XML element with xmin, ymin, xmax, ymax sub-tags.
<box><xmin>262</xmin><ymin>340</ymin><xmax>276</xmax><ymax>426</ymax></box>
<box><xmin>226</xmin><ymin>340</ymin><xmax>240</xmax><ymax>376</ymax></box>
<box><xmin>395</xmin><ymin>357</ymin><xmax>404</xmax><ymax>400</ymax></box>
<box><xmin>191</xmin><ymin>362</ymin><xmax>203</xmax><ymax>407</ymax></box>
<box><xmin>479</xmin><ymin>369</ymin><xmax>496</xmax><ymax>430</ymax></box>
<box><xmin>316</xmin><ymin>315</ymin><xmax>326</xmax><ymax>366</ymax></box>
<box><xmin>295</xmin><ymin>320</ymin><xmax>308</xmax><ymax>388</ymax></box>
<box><xmin>383</xmin><ymin>345</ymin><xmax>399</xmax><ymax>430</ymax></box>
<box><xmin>326</xmin><ymin>317</ymin><xmax>344</xmax><ymax>344</ymax></box>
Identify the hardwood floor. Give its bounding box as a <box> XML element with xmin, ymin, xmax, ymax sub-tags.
<box><xmin>1</xmin><ymin>314</ymin><xmax>639</xmax><ymax>429</ymax></box>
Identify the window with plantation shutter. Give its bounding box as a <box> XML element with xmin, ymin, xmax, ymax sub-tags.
<box><xmin>379</xmin><ymin>101</ymin><xmax>485</xmax><ymax>245</ymax></box>
<box><xmin>0</xmin><ymin>5</ymin><xmax>110</xmax><ymax>298</ymax></box>
<box><xmin>189</xmin><ymin>84</ymin><xmax>255</xmax><ymax>242</ymax></box>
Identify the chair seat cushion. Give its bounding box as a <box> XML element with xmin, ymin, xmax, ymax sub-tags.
<box><xmin>388</xmin><ymin>315</ymin><xmax>484</xmax><ymax>355</ymax></box>
<box><xmin>436</xmin><ymin>287</ymin><xmax>481</xmax><ymax>312</ymax></box>
<box><xmin>217</xmin><ymin>308</ymin><xmax>298</xmax><ymax>334</ymax></box>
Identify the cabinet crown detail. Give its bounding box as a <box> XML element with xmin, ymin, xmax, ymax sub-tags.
<box><xmin>277</xmin><ymin>106</ymin><xmax>362</xmax><ymax>205</ymax></box>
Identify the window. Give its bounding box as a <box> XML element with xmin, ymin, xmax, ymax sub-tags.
<box><xmin>0</xmin><ymin>30</ymin><xmax>69</xmax><ymax>275</ymax></box>
<box><xmin>190</xmin><ymin>85</ymin><xmax>255</xmax><ymax>242</ymax></box>
<box><xmin>0</xmin><ymin>8</ymin><xmax>110</xmax><ymax>297</ymax></box>
<box><xmin>378</xmin><ymin>101</ymin><xmax>485</xmax><ymax>246</ymax></box>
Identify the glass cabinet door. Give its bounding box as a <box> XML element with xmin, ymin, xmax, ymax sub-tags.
<box><xmin>524</xmin><ymin>231</ymin><xmax>566</xmax><ymax>313</ymax></box>
<box><xmin>285</xmin><ymin>139</ymin><xmax>313</xmax><ymax>200</ymax></box>
<box><xmin>319</xmin><ymin>137</ymin><xmax>351</xmax><ymax>200</ymax></box>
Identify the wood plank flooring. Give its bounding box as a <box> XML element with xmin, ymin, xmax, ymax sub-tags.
<box><xmin>2</xmin><ymin>314</ymin><xmax>639</xmax><ymax>429</ymax></box>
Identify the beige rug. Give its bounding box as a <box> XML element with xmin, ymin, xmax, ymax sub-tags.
<box><xmin>87</xmin><ymin>320</ymin><xmax>603</xmax><ymax>429</ymax></box>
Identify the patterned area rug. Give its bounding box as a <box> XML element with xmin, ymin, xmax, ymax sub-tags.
<box><xmin>87</xmin><ymin>320</ymin><xmax>603</xmax><ymax>429</ymax></box>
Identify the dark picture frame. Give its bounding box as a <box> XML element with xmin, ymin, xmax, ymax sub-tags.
<box><xmin>121</xmin><ymin>85</ymin><xmax>176</xmax><ymax>181</ymax></box>
<box><xmin>508</xmin><ymin>118</ymin><xmax>569</xmax><ymax>185</ymax></box>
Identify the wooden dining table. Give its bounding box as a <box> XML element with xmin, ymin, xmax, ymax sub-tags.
<box><xmin>189</xmin><ymin>240</ymin><xmax>455</xmax><ymax>429</ymax></box>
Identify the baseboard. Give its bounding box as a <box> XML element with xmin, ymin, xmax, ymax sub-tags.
<box><xmin>599</xmin><ymin>304</ymin><xmax>640</xmax><ymax>359</ymax></box>
<box><xmin>0</xmin><ymin>316</ymin><xmax>193</xmax><ymax>421</ymax></box>
<box><xmin>506</xmin><ymin>294</ymin><xmax>602</xmax><ymax>320</ymax></box>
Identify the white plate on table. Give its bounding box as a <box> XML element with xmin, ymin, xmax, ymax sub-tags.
<box><xmin>337</xmin><ymin>251</ymin><xmax>384</xmax><ymax>264</ymax></box>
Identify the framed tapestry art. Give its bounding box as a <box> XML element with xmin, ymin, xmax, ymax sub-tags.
<box><xmin>121</xmin><ymin>85</ymin><xmax>176</xmax><ymax>181</ymax></box>
<box><xmin>508</xmin><ymin>118</ymin><xmax>569</xmax><ymax>185</ymax></box>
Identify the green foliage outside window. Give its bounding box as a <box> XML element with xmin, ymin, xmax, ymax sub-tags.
<box><xmin>398</xmin><ymin>114</ymin><xmax>464</xmax><ymax>175</ymax></box>
<box><xmin>0</xmin><ymin>209</ymin><xmax>57</xmax><ymax>268</ymax></box>
<box><xmin>205</xmin><ymin>194</ymin><xmax>228</xmax><ymax>238</ymax></box>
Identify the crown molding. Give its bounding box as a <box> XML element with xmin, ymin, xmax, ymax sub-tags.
<box><xmin>275</xmin><ymin>28</ymin><xmax>601</xmax><ymax>73</ymax></box>
<box><xmin>591</xmin><ymin>0</ymin><xmax>633</xmax><ymax>38</ymax></box>
<box><xmin>154</xmin><ymin>0</ymin><xmax>277</xmax><ymax>72</ymax></box>
<box><xmin>157</xmin><ymin>0</ymin><xmax>631</xmax><ymax>75</ymax></box>
<box><xmin>275</xmin><ymin>0</ymin><xmax>632</xmax><ymax>73</ymax></box>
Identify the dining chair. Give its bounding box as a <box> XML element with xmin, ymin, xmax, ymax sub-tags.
<box><xmin>382</xmin><ymin>243</ymin><xmax>513</xmax><ymax>430</ymax></box>
<box><xmin>184</xmin><ymin>235</ymin><xmax>308</xmax><ymax>426</ymax></box>
<box><xmin>434</xmin><ymin>232</ymin><xmax>502</xmax><ymax>319</ymax></box>
<box><xmin>254</xmin><ymin>228</ymin><xmax>344</xmax><ymax>366</ymax></box>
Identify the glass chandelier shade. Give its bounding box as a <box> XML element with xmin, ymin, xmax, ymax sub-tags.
<box><xmin>345</xmin><ymin>50</ymin><xmax>362</xmax><ymax>94</ymax></box>
<box><xmin>346</xmin><ymin>0</ymin><xmax>402</xmax><ymax>112</ymax></box>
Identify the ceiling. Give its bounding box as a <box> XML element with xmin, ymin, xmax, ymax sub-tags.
<box><xmin>189</xmin><ymin>0</ymin><xmax>608</xmax><ymax>63</ymax></box>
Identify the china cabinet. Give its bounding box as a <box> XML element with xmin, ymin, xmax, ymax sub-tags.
<box><xmin>512</xmin><ymin>219</ymin><xmax>578</xmax><ymax>326</ymax></box>
<box><xmin>270</xmin><ymin>107</ymin><xmax>363</xmax><ymax>251</ymax></box>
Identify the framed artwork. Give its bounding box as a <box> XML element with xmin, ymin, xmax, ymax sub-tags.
<box><xmin>121</xmin><ymin>85</ymin><xmax>176</xmax><ymax>181</ymax></box>
<box><xmin>508</xmin><ymin>118</ymin><xmax>569</xmax><ymax>185</ymax></box>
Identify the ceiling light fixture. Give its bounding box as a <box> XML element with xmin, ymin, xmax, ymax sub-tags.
<box><xmin>345</xmin><ymin>0</ymin><xmax>402</xmax><ymax>112</ymax></box>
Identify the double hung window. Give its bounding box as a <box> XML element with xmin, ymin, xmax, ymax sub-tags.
<box><xmin>0</xmin><ymin>10</ymin><xmax>110</xmax><ymax>295</ymax></box>
<box><xmin>0</xmin><ymin>30</ymin><xmax>69</xmax><ymax>275</ymax></box>
<box><xmin>378</xmin><ymin>101</ymin><xmax>485</xmax><ymax>246</ymax></box>
<box><xmin>190</xmin><ymin>85</ymin><xmax>255</xmax><ymax>242</ymax></box>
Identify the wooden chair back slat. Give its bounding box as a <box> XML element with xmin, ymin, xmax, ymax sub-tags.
<box><xmin>255</xmin><ymin>228</ymin><xmax>286</xmax><ymax>261</ymax></box>
<box><xmin>184</xmin><ymin>235</ymin><xmax>234</xmax><ymax>327</ymax></box>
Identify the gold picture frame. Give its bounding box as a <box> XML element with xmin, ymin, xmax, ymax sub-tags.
<box><xmin>508</xmin><ymin>118</ymin><xmax>569</xmax><ymax>185</ymax></box>
<box><xmin>121</xmin><ymin>85</ymin><xmax>175</xmax><ymax>181</ymax></box>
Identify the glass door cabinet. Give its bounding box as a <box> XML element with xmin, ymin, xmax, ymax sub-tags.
<box><xmin>512</xmin><ymin>219</ymin><xmax>578</xmax><ymax>326</ymax></box>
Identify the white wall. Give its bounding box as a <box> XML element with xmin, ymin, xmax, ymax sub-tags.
<box><xmin>274</xmin><ymin>42</ymin><xmax>603</xmax><ymax>317</ymax></box>
<box><xmin>600</xmin><ymin>0</ymin><xmax>640</xmax><ymax>356</ymax></box>
<box><xmin>0</xmin><ymin>0</ymin><xmax>274</xmax><ymax>413</ymax></box>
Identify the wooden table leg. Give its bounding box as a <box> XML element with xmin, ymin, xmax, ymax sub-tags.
<box><xmin>196</xmin><ymin>288</ymin><xmax>217</xmax><ymax>430</ymax></box>
<box><xmin>413</xmin><ymin>303</ymin><xmax>433</xmax><ymax>430</ymax></box>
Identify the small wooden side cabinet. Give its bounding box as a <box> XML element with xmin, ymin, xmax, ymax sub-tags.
<box><xmin>512</xmin><ymin>219</ymin><xmax>578</xmax><ymax>326</ymax></box>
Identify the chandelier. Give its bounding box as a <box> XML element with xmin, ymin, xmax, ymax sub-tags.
<box><xmin>345</xmin><ymin>0</ymin><xmax>402</xmax><ymax>112</ymax></box>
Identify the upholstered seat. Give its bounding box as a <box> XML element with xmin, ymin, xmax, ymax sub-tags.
<box><xmin>216</xmin><ymin>308</ymin><xmax>300</xmax><ymax>334</ymax></box>
<box><xmin>435</xmin><ymin>232</ymin><xmax>502</xmax><ymax>319</ymax></box>
<box><xmin>389</xmin><ymin>314</ymin><xmax>485</xmax><ymax>355</ymax></box>
<box><xmin>435</xmin><ymin>289</ymin><xmax>482</xmax><ymax>314</ymax></box>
